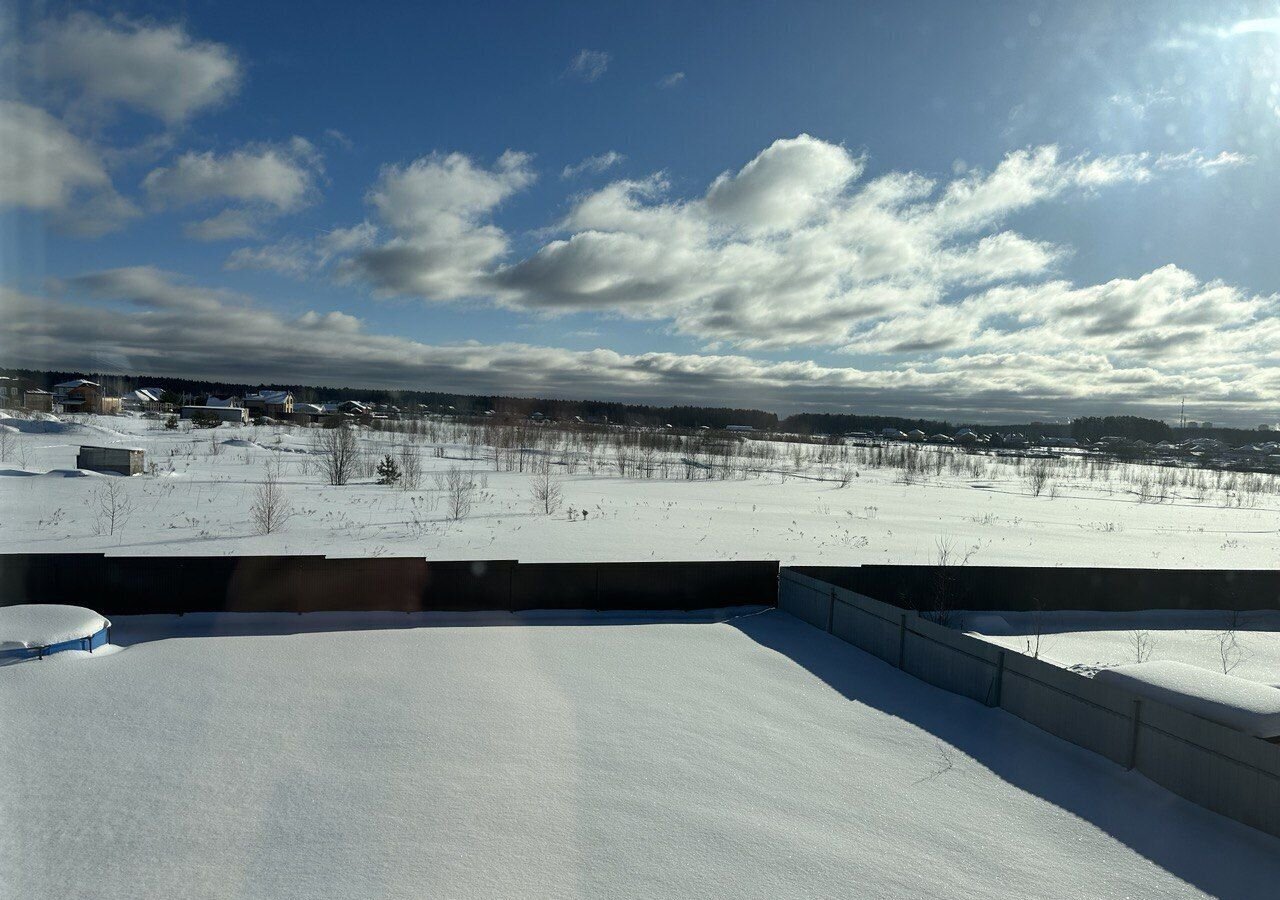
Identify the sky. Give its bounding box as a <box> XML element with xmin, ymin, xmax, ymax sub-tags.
<box><xmin>2</xmin><ymin>1</ymin><xmax>1279</xmax><ymax>424</ymax></box>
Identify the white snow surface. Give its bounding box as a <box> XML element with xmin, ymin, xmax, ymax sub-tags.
<box><xmin>0</xmin><ymin>604</ymin><xmax>109</xmax><ymax>650</ymax></box>
<box><xmin>2</xmin><ymin>609</ymin><xmax>1278</xmax><ymax>898</ymax></box>
<box><xmin>965</xmin><ymin>610</ymin><xmax>1280</xmax><ymax>685</ymax></box>
<box><xmin>1094</xmin><ymin>660</ymin><xmax>1280</xmax><ymax>738</ymax></box>
<box><xmin>3</xmin><ymin>412</ymin><xmax>1280</xmax><ymax>566</ymax></box>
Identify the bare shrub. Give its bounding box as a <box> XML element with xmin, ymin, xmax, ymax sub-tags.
<box><xmin>445</xmin><ymin>466</ymin><xmax>475</xmax><ymax>520</ymax></box>
<box><xmin>316</xmin><ymin>425</ymin><xmax>359</xmax><ymax>485</ymax></box>
<box><xmin>398</xmin><ymin>443</ymin><xmax>422</xmax><ymax>490</ymax></box>
<box><xmin>530</xmin><ymin>462</ymin><xmax>563</xmax><ymax>515</ymax></box>
<box><xmin>1025</xmin><ymin>458</ymin><xmax>1054</xmax><ymax>497</ymax></box>
<box><xmin>0</xmin><ymin>427</ymin><xmax>15</xmax><ymax>462</ymax></box>
<box><xmin>1217</xmin><ymin>612</ymin><xmax>1247</xmax><ymax>674</ymax></box>
<box><xmin>1128</xmin><ymin>629</ymin><xmax>1155</xmax><ymax>663</ymax></box>
<box><xmin>250</xmin><ymin>467</ymin><xmax>293</xmax><ymax>535</ymax></box>
<box><xmin>92</xmin><ymin>480</ymin><xmax>134</xmax><ymax>537</ymax></box>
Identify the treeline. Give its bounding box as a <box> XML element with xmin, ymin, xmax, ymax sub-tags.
<box><xmin>0</xmin><ymin>368</ymin><xmax>778</xmax><ymax>430</ymax></box>
<box><xmin>1069</xmin><ymin>416</ymin><xmax>1173</xmax><ymax>443</ymax></box>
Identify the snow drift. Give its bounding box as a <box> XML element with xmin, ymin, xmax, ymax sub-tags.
<box><xmin>1095</xmin><ymin>660</ymin><xmax>1280</xmax><ymax>739</ymax></box>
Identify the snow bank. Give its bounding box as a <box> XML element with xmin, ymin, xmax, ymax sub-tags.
<box><xmin>0</xmin><ymin>604</ymin><xmax>110</xmax><ymax>651</ymax></box>
<box><xmin>1095</xmin><ymin>660</ymin><xmax>1280</xmax><ymax>739</ymax></box>
<box><xmin>961</xmin><ymin>613</ymin><xmax>1011</xmax><ymax>635</ymax></box>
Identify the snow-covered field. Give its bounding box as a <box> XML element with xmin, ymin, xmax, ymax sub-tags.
<box><xmin>3</xmin><ymin>608</ymin><xmax>1278</xmax><ymax>898</ymax></box>
<box><xmin>2</xmin><ymin>411</ymin><xmax>1278</xmax><ymax>565</ymax></box>
<box><xmin>963</xmin><ymin>610</ymin><xmax>1280</xmax><ymax>685</ymax></box>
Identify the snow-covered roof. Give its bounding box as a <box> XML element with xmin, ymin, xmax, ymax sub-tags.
<box><xmin>128</xmin><ymin>388</ymin><xmax>164</xmax><ymax>403</ymax></box>
<box><xmin>0</xmin><ymin>604</ymin><xmax>110</xmax><ymax>651</ymax></box>
<box><xmin>54</xmin><ymin>379</ymin><xmax>99</xmax><ymax>390</ymax></box>
<box><xmin>246</xmin><ymin>390</ymin><xmax>292</xmax><ymax>404</ymax></box>
<box><xmin>206</xmin><ymin>396</ymin><xmax>237</xmax><ymax>407</ymax></box>
<box><xmin>1095</xmin><ymin>660</ymin><xmax>1280</xmax><ymax>739</ymax></box>
<box><xmin>294</xmin><ymin>402</ymin><xmax>325</xmax><ymax>414</ymax></box>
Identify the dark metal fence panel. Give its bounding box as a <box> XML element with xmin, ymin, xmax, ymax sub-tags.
<box><xmin>0</xmin><ymin>554</ymin><xmax>776</xmax><ymax>615</ymax></box>
<box><xmin>792</xmin><ymin>564</ymin><xmax>1280</xmax><ymax>612</ymax></box>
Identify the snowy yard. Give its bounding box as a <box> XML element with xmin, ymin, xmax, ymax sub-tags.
<box><xmin>963</xmin><ymin>610</ymin><xmax>1280</xmax><ymax>685</ymax></box>
<box><xmin>3</xmin><ymin>608</ymin><xmax>1279</xmax><ymax>899</ymax></box>
<box><xmin>2</xmin><ymin>411</ymin><xmax>1279</xmax><ymax>566</ymax></box>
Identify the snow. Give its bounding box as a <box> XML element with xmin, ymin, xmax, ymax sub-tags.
<box><xmin>2</xmin><ymin>609</ymin><xmax>1277</xmax><ymax>898</ymax></box>
<box><xmin>0</xmin><ymin>604</ymin><xmax>109</xmax><ymax>651</ymax></box>
<box><xmin>1094</xmin><ymin>660</ymin><xmax>1280</xmax><ymax>738</ymax></box>
<box><xmin>965</xmin><ymin>610</ymin><xmax>1280</xmax><ymax>685</ymax></box>
<box><xmin>2</xmin><ymin>412</ymin><xmax>1280</xmax><ymax>566</ymax></box>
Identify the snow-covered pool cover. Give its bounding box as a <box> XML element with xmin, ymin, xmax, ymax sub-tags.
<box><xmin>0</xmin><ymin>604</ymin><xmax>110</xmax><ymax>651</ymax></box>
<box><xmin>1095</xmin><ymin>660</ymin><xmax>1280</xmax><ymax>739</ymax></box>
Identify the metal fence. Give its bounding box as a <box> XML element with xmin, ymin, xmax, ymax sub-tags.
<box><xmin>778</xmin><ymin>567</ymin><xmax>1280</xmax><ymax>840</ymax></box>
<box><xmin>791</xmin><ymin>564</ymin><xmax>1280</xmax><ymax>612</ymax></box>
<box><xmin>0</xmin><ymin>554</ymin><xmax>779</xmax><ymax>615</ymax></box>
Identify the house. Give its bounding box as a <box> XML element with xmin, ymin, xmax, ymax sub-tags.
<box><xmin>929</xmin><ymin>433</ymin><xmax>954</xmax><ymax>444</ymax></box>
<box><xmin>76</xmin><ymin>445</ymin><xmax>144</xmax><ymax>475</ymax></box>
<box><xmin>206</xmin><ymin>396</ymin><xmax>241</xmax><ymax>408</ymax></box>
<box><xmin>23</xmin><ymin>389</ymin><xmax>52</xmax><ymax>412</ymax></box>
<box><xmin>244</xmin><ymin>390</ymin><xmax>294</xmax><ymax>418</ymax></box>
<box><xmin>906</xmin><ymin>429</ymin><xmax>927</xmax><ymax>442</ymax></box>
<box><xmin>122</xmin><ymin>388</ymin><xmax>168</xmax><ymax>411</ymax></box>
<box><xmin>0</xmin><ymin>376</ymin><xmax>29</xmax><ymax>409</ymax></box>
<box><xmin>53</xmin><ymin>379</ymin><xmax>121</xmax><ymax>415</ymax></box>
<box><xmin>180</xmin><ymin>405</ymin><xmax>249</xmax><ymax>424</ymax></box>
<box><xmin>881</xmin><ymin>428</ymin><xmax>907</xmax><ymax>441</ymax></box>
<box><xmin>954</xmin><ymin>429</ymin><xmax>980</xmax><ymax>445</ymax></box>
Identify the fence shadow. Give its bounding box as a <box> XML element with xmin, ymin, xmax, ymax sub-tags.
<box><xmin>730</xmin><ymin>609</ymin><xmax>1280</xmax><ymax>899</ymax></box>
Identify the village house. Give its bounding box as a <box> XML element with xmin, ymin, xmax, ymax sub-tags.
<box><xmin>243</xmin><ymin>390</ymin><xmax>294</xmax><ymax>418</ymax></box>
<box><xmin>53</xmin><ymin>379</ymin><xmax>121</xmax><ymax>415</ymax></box>
<box><xmin>23</xmin><ymin>389</ymin><xmax>53</xmax><ymax>412</ymax></box>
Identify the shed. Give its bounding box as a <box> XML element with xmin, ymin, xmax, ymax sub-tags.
<box><xmin>76</xmin><ymin>445</ymin><xmax>144</xmax><ymax>475</ymax></box>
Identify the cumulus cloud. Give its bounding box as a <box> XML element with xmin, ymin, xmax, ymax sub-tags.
<box><xmin>335</xmin><ymin>150</ymin><xmax>535</xmax><ymax>299</ymax></box>
<box><xmin>565</xmin><ymin>50</ymin><xmax>610</xmax><ymax>82</ymax></box>
<box><xmin>0</xmin><ymin>100</ymin><xmax>139</xmax><ymax>236</ymax></box>
<box><xmin>5</xmin><ymin>267</ymin><xmax>1277</xmax><ymax>421</ymax></box>
<box><xmin>561</xmin><ymin>151</ymin><xmax>625</xmax><ymax>179</ymax></box>
<box><xmin>30</xmin><ymin>13</ymin><xmax>241</xmax><ymax>123</ymax></box>
<box><xmin>487</xmin><ymin>137</ymin><xmax>1250</xmax><ymax>349</ymax></box>
<box><xmin>142</xmin><ymin>138</ymin><xmax>321</xmax><ymax>211</ymax></box>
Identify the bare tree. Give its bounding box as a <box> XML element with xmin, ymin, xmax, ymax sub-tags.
<box><xmin>529</xmin><ymin>462</ymin><xmax>563</xmax><ymax>515</ymax></box>
<box><xmin>250</xmin><ymin>467</ymin><xmax>293</xmax><ymax>535</ymax></box>
<box><xmin>316</xmin><ymin>425</ymin><xmax>359</xmax><ymax>485</ymax></box>
<box><xmin>1025</xmin><ymin>458</ymin><xmax>1054</xmax><ymax>497</ymax></box>
<box><xmin>445</xmin><ymin>466</ymin><xmax>475</xmax><ymax>520</ymax></box>
<box><xmin>1128</xmin><ymin>629</ymin><xmax>1155</xmax><ymax>663</ymax></box>
<box><xmin>0</xmin><ymin>426</ymin><xmax>15</xmax><ymax>462</ymax></box>
<box><xmin>1217</xmin><ymin>611</ymin><xmax>1247</xmax><ymax>674</ymax></box>
<box><xmin>398</xmin><ymin>442</ymin><xmax>423</xmax><ymax>491</ymax></box>
<box><xmin>92</xmin><ymin>480</ymin><xmax>134</xmax><ymax>537</ymax></box>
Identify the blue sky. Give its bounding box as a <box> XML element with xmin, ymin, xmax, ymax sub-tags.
<box><xmin>3</xmin><ymin>1</ymin><xmax>1280</xmax><ymax>423</ymax></box>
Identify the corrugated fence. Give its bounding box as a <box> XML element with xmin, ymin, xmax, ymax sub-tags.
<box><xmin>0</xmin><ymin>554</ymin><xmax>779</xmax><ymax>615</ymax></box>
<box><xmin>778</xmin><ymin>567</ymin><xmax>1280</xmax><ymax>840</ymax></box>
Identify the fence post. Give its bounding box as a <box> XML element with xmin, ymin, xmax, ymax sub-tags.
<box><xmin>1126</xmin><ymin>699</ymin><xmax>1142</xmax><ymax>770</ymax></box>
<box><xmin>826</xmin><ymin>588</ymin><xmax>835</xmax><ymax>633</ymax></box>
<box><xmin>897</xmin><ymin>612</ymin><xmax>907</xmax><ymax>669</ymax></box>
<box><xmin>988</xmin><ymin>650</ymin><xmax>1005</xmax><ymax>708</ymax></box>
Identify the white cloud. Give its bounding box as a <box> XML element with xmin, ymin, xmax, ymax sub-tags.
<box><xmin>565</xmin><ymin>50</ymin><xmax>610</xmax><ymax>82</ymax></box>
<box><xmin>185</xmin><ymin>209</ymin><xmax>262</xmax><ymax>242</ymax></box>
<box><xmin>31</xmin><ymin>13</ymin><xmax>241</xmax><ymax>123</ymax></box>
<box><xmin>561</xmin><ymin>151</ymin><xmax>625</xmax><ymax>179</ymax></box>
<box><xmin>142</xmin><ymin>138</ymin><xmax>321</xmax><ymax>211</ymax></box>
<box><xmin>6</xmin><ymin>267</ymin><xmax>1278</xmax><ymax>421</ymax></box>
<box><xmin>658</xmin><ymin>72</ymin><xmax>685</xmax><ymax>89</ymax></box>
<box><xmin>337</xmin><ymin>150</ymin><xmax>535</xmax><ymax>299</ymax></box>
<box><xmin>0</xmin><ymin>100</ymin><xmax>139</xmax><ymax>236</ymax></box>
<box><xmin>489</xmin><ymin>137</ymin><xmax>1249</xmax><ymax>350</ymax></box>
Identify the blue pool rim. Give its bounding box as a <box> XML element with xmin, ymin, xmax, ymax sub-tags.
<box><xmin>1</xmin><ymin>624</ymin><xmax>111</xmax><ymax>662</ymax></box>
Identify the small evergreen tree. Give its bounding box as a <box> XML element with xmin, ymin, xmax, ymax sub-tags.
<box><xmin>164</xmin><ymin>414</ymin><xmax>179</xmax><ymax>430</ymax></box>
<box><xmin>376</xmin><ymin>454</ymin><xmax>401</xmax><ymax>485</ymax></box>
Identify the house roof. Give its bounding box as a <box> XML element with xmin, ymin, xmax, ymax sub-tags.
<box><xmin>129</xmin><ymin>388</ymin><xmax>164</xmax><ymax>403</ymax></box>
<box><xmin>245</xmin><ymin>390</ymin><xmax>292</xmax><ymax>404</ymax></box>
<box><xmin>54</xmin><ymin>379</ymin><xmax>99</xmax><ymax>390</ymax></box>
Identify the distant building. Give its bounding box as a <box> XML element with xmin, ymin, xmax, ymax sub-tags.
<box><xmin>180</xmin><ymin>405</ymin><xmax>249</xmax><ymax>424</ymax></box>
<box><xmin>954</xmin><ymin>429</ymin><xmax>980</xmax><ymax>444</ymax></box>
<box><xmin>906</xmin><ymin>430</ymin><xmax>927</xmax><ymax>442</ymax></box>
<box><xmin>76</xmin><ymin>445</ymin><xmax>144</xmax><ymax>475</ymax></box>
<box><xmin>206</xmin><ymin>396</ymin><xmax>241</xmax><ymax>408</ymax></box>
<box><xmin>244</xmin><ymin>390</ymin><xmax>294</xmax><ymax>417</ymax></box>
<box><xmin>23</xmin><ymin>389</ymin><xmax>52</xmax><ymax>412</ymax></box>
<box><xmin>881</xmin><ymin>428</ymin><xmax>907</xmax><ymax>440</ymax></box>
<box><xmin>0</xmin><ymin>376</ymin><xmax>28</xmax><ymax>408</ymax></box>
<box><xmin>54</xmin><ymin>379</ymin><xmax>120</xmax><ymax>415</ymax></box>
<box><xmin>726</xmin><ymin>424</ymin><xmax>755</xmax><ymax>433</ymax></box>
<box><xmin>122</xmin><ymin>388</ymin><xmax>167</xmax><ymax>411</ymax></box>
